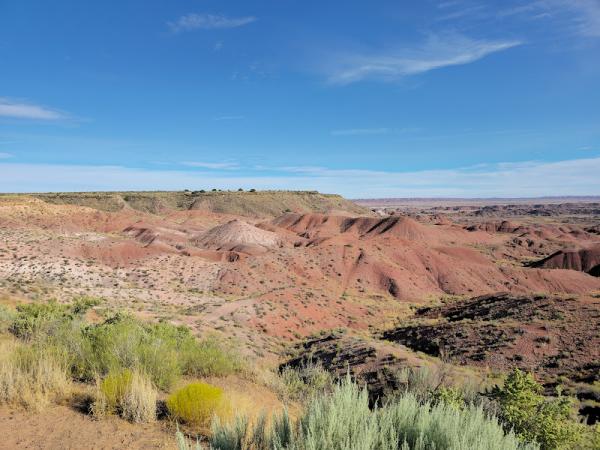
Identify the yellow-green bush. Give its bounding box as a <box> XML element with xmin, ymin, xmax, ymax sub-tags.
<box><xmin>99</xmin><ymin>369</ymin><xmax>133</xmax><ymax>414</ymax></box>
<box><xmin>93</xmin><ymin>368</ymin><xmax>156</xmax><ymax>423</ymax></box>
<box><xmin>167</xmin><ymin>382</ymin><xmax>226</xmax><ymax>429</ymax></box>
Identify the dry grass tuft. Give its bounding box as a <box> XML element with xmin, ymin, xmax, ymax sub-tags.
<box><xmin>92</xmin><ymin>369</ymin><xmax>157</xmax><ymax>423</ymax></box>
<box><xmin>0</xmin><ymin>340</ymin><xmax>71</xmax><ymax>411</ymax></box>
<box><xmin>121</xmin><ymin>371</ymin><xmax>157</xmax><ymax>423</ymax></box>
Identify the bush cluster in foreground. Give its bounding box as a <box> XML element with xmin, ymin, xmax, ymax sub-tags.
<box><xmin>0</xmin><ymin>298</ymin><xmax>243</xmax><ymax>421</ymax></box>
<box><xmin>181</xmin><ymin>376</ymin><xmax>536</xmax><ymax>450</ymax></box>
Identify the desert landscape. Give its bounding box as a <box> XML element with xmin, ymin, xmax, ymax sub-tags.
<box><xmin>0</xmin><ymin>190</ymin><xmax>598</xmax><ymax>449</ymax></box>
<box><xmin>3</xmin><ymin>1</ymin><xmax>600</xmax><ymax>448</ymax></box>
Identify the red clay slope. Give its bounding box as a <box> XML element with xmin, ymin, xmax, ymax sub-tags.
<box><xmin>531</xmin><ymin>243</ymin><xmax>600</xmax><ymax>276</ymax></box>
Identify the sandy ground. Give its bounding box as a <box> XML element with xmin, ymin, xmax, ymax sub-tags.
<box><xmin>0</xmin><ymin>405</ymin><xmax>175</xmax><ymax>450</ymax></box>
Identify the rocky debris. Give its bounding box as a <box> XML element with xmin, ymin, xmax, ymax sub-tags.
<box><xmin>281</xmin><ymin>332</ymin><xmax>422</xmax><ymax>403</ymax></box>
<box><xmin>383</xmin><ymin>293</ymin><xmax>600</xmax><ymax>388</ymax></box>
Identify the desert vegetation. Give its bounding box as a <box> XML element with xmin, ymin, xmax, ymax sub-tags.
<box><xmin>167</xmin><ymin>382</ymin><xmax>229</xmax><ymax>431</ymax></box>
<box><xmin>0</xmin><ymin>297</ymin><xmax>243</xmax><ymax>424</ymax></box>
<box><xmin>205</xmin><ymin>376</ymin><xmax>535</xmax><ymax>450</ymax></box>
<box><xmin>1</xmin><ymin>296</ymin><xmax>598</xmax><ymax>449</ymax></box>
<box><xmin>178</xmin><ymin>369</ymin><xmax>600</xmax><ymax>449</ymax></box>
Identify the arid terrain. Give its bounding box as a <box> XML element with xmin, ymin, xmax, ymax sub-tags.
<box><xmin>0</xmin><ymin>191</ymin><xmax>599</xmax><ymax>448</ymax></box>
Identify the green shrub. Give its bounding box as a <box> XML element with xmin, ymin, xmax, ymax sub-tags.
<box><xmin>71</xmin><ymin>296</ymin><xmax>102</xmax><ymax>315</ymax></box>
<box><xmin>182</xmin><ymin>335</ymin><xmax>243</xmax><ymax>378</ymax></box>
<box><xmin>82</xmin><ymin>317</ymin><xmax>242</xmax><ymax>390</ymax></box>
<box><xmin>430</xmin><ymin>385</ymin><xmax>466</xmax><ymax>409</ymax></box>
<box><xmin>391</xmin><ymin>366</ymin><xmax>480</xmax><ymax>411</ymax></box>
<box><xmin>278</xmin><ymin>363</ymin><xmax>333</xmax><ymax>401</ymax></box>
<box><xmin>492</xmin><ymin>369</ymin><xmax>581</xmax><ymax>449</ymax></box>
<box><xmin>6</xmin><ymin>300</ymin><xmax>243</xmax><ymax>393</ymax></box>
<box><xmin>209</xmin><ymin>376</ymin><xmax>535</xmax><ymax>450</ymax></box>
<box><xmin>10</xmin><ymin>301</ymin><xmax>70</xmax><ymax>340</ymax></box>
<box><xmin>167</xmin><ymin>382</ymin><xmax>226</xmax><ymax>430</ymax></box>
<box><xmin>83</xmin><ymin>316</ymin><xmax>181</xmax><ymax>389</ymax></box>
<box><xmin>0</xmin><ymin>305</ymin><xmax>15</xmax><ymax>333</ymax></box>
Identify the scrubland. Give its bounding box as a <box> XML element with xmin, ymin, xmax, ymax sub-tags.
<box><xmin>0</xmin><ymin>297</ymin><xmax>598</xmax><ymax>450</ymax></box>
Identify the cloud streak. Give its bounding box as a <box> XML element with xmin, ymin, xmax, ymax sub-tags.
<box><xmin>544</xmin><ymin>0</ymin><xmax>600</xmax><ymax>37</ymax></box>
<box><xmin>325</xmin><ymin>34</ymin><xmax>521</xmax><ymax>84</ymax></box>
<box><xmin>2</xmin><ymin>156</ymin><xmax>599</xmax><ymax>198</ymax></box>
<box><xmin>182</xmin><ymin>161</ymin><xmax>239</xmax><ymax>170</ymax></box>
<box><xmin>330</xmin><ymin>127</ymin><xmax>421</xmax><ymax>136</ymax></box>
<box><xmin>214</xmin><ymin>115</ymin><xmax>245</xmax><ymax>121</ymax></box>
<box><xmin>330</xmin><ymin>128</ymin><xmax>390</xmax><ymax>136</ymax></box>
<box><xmin>495</xmin><ymin>1</ymin><xmax>600</xmax><ymax>38</ymax></box>
<box><xmin>0</xmin><ymin>98</ymin><xmax>68</xmax><ymax>121</ymax></box>
<box><xmin>168</xmin><ymin>14</ymin><xmax>256</xmax><ymax>33</ymax></box>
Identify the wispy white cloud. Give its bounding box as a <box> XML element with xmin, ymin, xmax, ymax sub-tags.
<box><xmin>331</xmin><ymin>128</ymin><xmax>390</xmax><ymax>136</ymax></box>
<box><xmin>325</xmin><ymin>34</ymin><xmax>521</xmax><ymax>85</ymax></box>
<box><xmin>258</xmin><ymin>157</ymin><xmax>600</xmax><ymax>197</ymax></box>
<box><xmin>2</xmin><ymin>156</ymin><xmax>600</xmax><ymax>197</ymax></box>
<box><xmin>0</xmin><ymin>98</ymin><xmax>68</xmax><ymax>121</ymax></box>
<box><xmin>436</xmin><ymin>4</ymin><xmax>487</xmax><ymax>22</ymax></box>
<box><xmin>182</xmin><ymin>161</ymin><xmax>239</xmax><ymax>170</ymax></box>
<box><xmin>438</xmin><ymin>1</ymin><xmax>463</xmax><ymax>9</ymax></box>
<box><xmin>331</xmin><ymin>127</ymin><xmax>421</xmax><ymax>136</ymax></box>
<box><xmin>545</xmin><ymin>0</ymin><xmax>600</xmax><ymax>37</ymax></box>
<box><xmin>168</xmin><ymin>14</ymin><xmax>256</xmax><ymax>33</ymax></box>
<box><xmin>214</xmin><ymin>115</ymin><xmax>244</xmax><ymax>121</ymax></box>
<box><xmin>498</xmin><ymin>0</ymin><xmax>600</xmax><ymax>38</ymax></box>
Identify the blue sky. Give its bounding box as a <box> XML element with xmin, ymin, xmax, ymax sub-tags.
<box><xmin>1</xmin><ymin>0</ymin><xmax>599</xmax><ymax>197</ymax></box>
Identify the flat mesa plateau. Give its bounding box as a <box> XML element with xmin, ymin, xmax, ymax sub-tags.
<box><xmin>0</xmin><ymin>191</ymin><xmax>599</xmax><ymax>448</ymax></box>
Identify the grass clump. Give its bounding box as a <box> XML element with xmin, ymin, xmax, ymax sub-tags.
<box><xmin>93</xmin><ymin>368</ymin><xmax>157</xmax><ymax>423</ymax></box>
<box><xmin>168</xmin><ymin>382</ymin><xmax>228</xmax><ymax>431</ymax></box>
<box><xmin>97</xmin><ymin>368</ymin><xmax>134</xmax><ymax>414</ymax></box>
<box><xmin>121</xmin><ymin>370</ymin><xmax>158</xmax><ymax>423</ymax></box>
<box><xmin>0</xmin><ymin>340</ymin><xmax>71</xmax><ymax>410</ymax></box>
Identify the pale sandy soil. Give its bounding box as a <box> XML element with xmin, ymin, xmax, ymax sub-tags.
<box><xmin>0</xmin><ymin>405</ymin><xmax>175</xmax><ymax>450</ymax></box>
